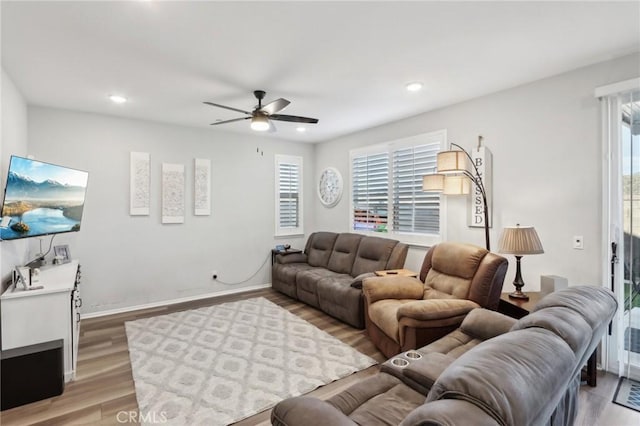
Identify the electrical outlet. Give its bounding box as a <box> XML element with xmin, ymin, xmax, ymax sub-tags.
<box><xmin>573</xmin><ymin>236</ymin><xmax>584</xmax><ymax>250</ymax></box>
<box><xmin>212</xmin><ymin>270</ymin><xmax>218</xmax><ymax>280</ymax></box>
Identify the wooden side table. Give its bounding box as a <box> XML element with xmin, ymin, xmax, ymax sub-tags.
<box><xmin>375</xmin><ymin>269</ymin><xmax>418</xmax><ymax>277</ymax></box>
<box><xmin>498</xmin><ymin>292</ymin><xmax>598</xmax><ymax>387</ymax></box>
<box><xmin>498</xmin><ymin>292</ymin><xmax>544</xmax><ymax>319</ymax></box>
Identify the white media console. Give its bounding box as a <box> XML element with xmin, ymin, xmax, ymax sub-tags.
<box><xmin>1</xmin><ymin>260</ymin><xmax>81</xmax><ymax>382</ymax></box>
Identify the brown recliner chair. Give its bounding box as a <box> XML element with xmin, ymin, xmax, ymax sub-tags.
<box><xmin>363</xmin><ymin>242</ymin><xmax>508</xmax><ymax>358</ymax></box>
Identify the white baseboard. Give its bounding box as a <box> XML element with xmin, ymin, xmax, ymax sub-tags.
<box><xmin>81</xmin><ymin>283</ymin><xmax>272</xmax><ymax>319</ymax></box>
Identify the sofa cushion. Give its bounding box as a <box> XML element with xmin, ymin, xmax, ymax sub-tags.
<box><xmin>317</xmin><ymin>276</ymin><xmax>365</xmax><ymax>328</ymax></box>
<box><xmin>510</xmin><ymin>306</ymin><xmax>591</xmax><ymax>355</ymax></box>
<box><xmin>307</xmin><ymin>232</ymin><xmax>338</xmax><ymax>268</ymax></box>
<box><xmin>431</xmin><ymin>243</ymin><xmax>488</xmax><ymax>279</ymax></box>
<box><xmin>532</xmin><ymin>286</ymin><xmax>618</xmax><ymax>330</ymax></box>
<box><xmin>272</xmin><ymin>263</ymin><xmax>316</xmax><ymax>298</ymax></box>
<box><xmin>296</xmin><ymin>268</ymin><xmax>339</xmax><ymax>308</ymax></box>
<box><xmin>423</xmin><ymin>268</ymin><xmax>473</xmax><ymax>299</ymax></box>
<box><xmin>427</xmin><ymin>328</ymin><xmax>576</xmax><ymax>426</ymax></box>
<box><xmin>351</xmin><ymin>236</ymin><xmax>399</xmax><ymax>277</ymax></box>
<box><xmin>327</xmin><ymin>233</ymin><xmax>363</xmax><ymax>274</ymax></box>
<box><xmin>348</xmin><ymin>383</ymin><xmax>425</xmax><ymax>426</ymax></box>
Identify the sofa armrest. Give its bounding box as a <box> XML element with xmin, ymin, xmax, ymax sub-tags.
<box><xmin>402</xmin><ymin>352</ymin><xmax>455</xmax><ymax>390</ymax></box>
<box><xmin>397</xmin><ymin>299</ymin><xmax>480</xmax><ymax>322</ymax></box>
<box><xmin>271</xmin><ymin>396</ymin><xmax>357</xmax><ymax>426</ymax></box>
<box><xmin>362</xmin><ymin>276</ymin><xmax>424</xmax><ymax>304</ymax></box>
<box><xmin>276</xmin><ymin>253</ymin><xmax>308</xmax><ymax>264</ymax></box>
<box><xmin>350</xmin><ymin>272</ymin><xmax>376</xmax><ymax>289</ymax></box>
<box><xmin>460</xmin><ymin>308</ymin><xmax>516</xmax><ymax>341</ymax></box>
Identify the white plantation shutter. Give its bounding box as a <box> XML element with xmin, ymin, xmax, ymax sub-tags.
<box><xmin>275</xmin><ymin>155</ymin><xmax>303</xmax><ymax>236</ymax></box>
<box><xmin>350</xmin><ymin>130</ymin><xmax>445</xmax><ymax>242</ymax></box>
<box><xmin>352</xmin><ymin>152</ymin><xmax>389</xmax><ymax>232</ymax></box>
<box><xmin>393</xmin><ymin>143</ymin><xmax>440</xmax><ymax>234</ymax></box>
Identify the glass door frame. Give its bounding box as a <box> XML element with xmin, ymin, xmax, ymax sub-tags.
<box><xmin>599</xmin><ymin>77</ymin><xmax>640</xmax><ymax>379</ymax></box>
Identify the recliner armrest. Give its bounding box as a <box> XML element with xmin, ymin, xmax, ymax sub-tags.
<box><xmin>363</xmin><ymin>276</ymin><xmax>424</xmax><ymax>304</ymax></box>
<box><xmin>397</xmin><ymin>299</ymin><xmax>480</xmax><ymax>321</ymax></box>
<box><xmin>271</xmin><ymin>396</ymin><xmax>357</xmax><ymax>426</ymax></box>
<box><xmin>276</xmin><ymin>253</ymin><xmax>308</xmax><ymax>264</ymax></box>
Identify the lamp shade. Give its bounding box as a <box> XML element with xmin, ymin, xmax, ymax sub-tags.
<box><xmin>437</xmin><ymin>150</ymin><xmax>468</xmax><ymax>174</ymax></box>
<box><xmin>422</xmin><ymin>174</ymin><xmax>445</xmax><ymax>192</ymax></box>
<box><xmin>443</xmin><ymin>175</ymin><xmax>471</xmax><ymax>195</ymax></box>
<box><xmin>498</xmin><ymin>225</ymin><xmax>544</xmax><ymax>255</ymax></box>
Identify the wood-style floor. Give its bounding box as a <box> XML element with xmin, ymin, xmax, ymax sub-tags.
<box><xmin>0</xmin><ymin>288</ymin><xmax>638</xmax><ymax>425</ymax></box>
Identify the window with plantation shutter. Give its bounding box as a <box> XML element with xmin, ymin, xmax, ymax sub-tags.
<box><xmin>275</xmin><ymin>155</ymin><xmax>303</xmax><ymax>236</ymax></box>
<box><xmin>393</xmin><ymin>142</ymin><xmax>441</xmax><ymax>234</ymax></box>
<box><xmin>352</xmin><ymin>152</ymin><xmax>389</xmax><ymax>232</ymax></box>
<box><xmin>350</xmin><ymin>130</ymin><xmax>446</xmax><ymax>244</ymax></box>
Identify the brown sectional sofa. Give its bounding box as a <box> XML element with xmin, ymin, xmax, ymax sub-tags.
<box><xmin>272</xmin><ymin>232</ymin><xmax>408</xmax><ymax>328</ymax></box>
<box><xmin>271</xmin><ymin>286</ymin><xmax>617</xmax><ymax>425</ymax></box>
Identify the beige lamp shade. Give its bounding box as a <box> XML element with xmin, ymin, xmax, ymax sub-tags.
<box><xmin>443</xmin><ymin>175</ymin><xmax>471</xmax><ymax>195</ymax></box>
<box><xmin>422</xmin><ymin>174</ymin><xmax>445</xmax><ymax>192</ymax></box>
<box><xmin>437</xmin><ymin>150</ymin><xmax>468</xmax><ymax>174</ymax></box>
<box><xmin>498</xmin><ymin>225</ymin><xmax>544</xmax><ymax>255</ymax></box>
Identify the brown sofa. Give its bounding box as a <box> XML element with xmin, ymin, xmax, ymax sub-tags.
<box><xmin>271</xmin><ymin>286</ymin><xmax>617</xmax><ymax>426</ymax></box>
<box><xmin>363</xmin><ymin>242</ymin><xmax>508</xmax><ymax>358</ymax></box>
<box><xmin>272</xmin><ymin>232</ymin><xmax>408</xmax><ymax>328</ymax></box>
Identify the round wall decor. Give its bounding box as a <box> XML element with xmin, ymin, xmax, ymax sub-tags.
<box><xmin>318</xmin><ymin>167</ymin><xmax>343</xmax><ymax>207</ymax></box>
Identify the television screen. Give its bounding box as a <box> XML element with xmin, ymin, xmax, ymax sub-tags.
<box><xmin>0</xmin><ymin>156</ymin><xmax>89</xmax><ymax>240</ymax></box>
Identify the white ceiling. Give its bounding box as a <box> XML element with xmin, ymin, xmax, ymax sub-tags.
<box><xmin>2</xmin><ymin>1</ymin><xmax>639</xmax><ymax>143</ymax></box>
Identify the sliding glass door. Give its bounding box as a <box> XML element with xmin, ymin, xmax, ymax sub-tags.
<box><xmin>620</xmin><ymin>90</ymin><xmax>640</xmax><ymax>380</ymax></box>
<box><xmin>603</xmin><ymin>81</ymin><xmax>640</xmax><ymax>379</ymax></box>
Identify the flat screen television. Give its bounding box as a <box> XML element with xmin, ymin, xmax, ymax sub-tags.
<box><xmin>0</xmin><ymin>156</ymin><xmax>89</xmax><ymax>241</ymax></box>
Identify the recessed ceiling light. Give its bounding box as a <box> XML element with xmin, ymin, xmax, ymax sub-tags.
<box><xmin>296</xmin><ymin>127</ymin><xmax>306</xmax><ymax>133</ymax></box>
<box><xmin>109</xmin><ymin>95</ymin><xmax>128</xmax><ymax>104</ymax></box>
<box><xmin>405</xmin><ymin>82</ymin><xmax>423</xmax><ymax>92</ymax></box>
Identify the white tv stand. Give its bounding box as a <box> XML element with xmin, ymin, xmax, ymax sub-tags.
<box><xmin>1</xmin><ymin>260</ymin><xmax>81</xmax><ymax>382</ymax></box>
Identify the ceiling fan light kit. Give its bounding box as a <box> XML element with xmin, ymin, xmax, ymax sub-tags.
<box><xmin>250</xmin><ymin>114</ymin><xmax>270</xmax><ymax>131</ymax></box>
<box><xmin>204</xmin><ymin>90</ymin><xmax>319</xmax><ymax>132</ymax></box>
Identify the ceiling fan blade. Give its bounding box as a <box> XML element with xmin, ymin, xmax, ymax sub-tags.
<box><xmin>268</xmin><ymin>120</ymin><xmax>277</xmax><ymax>133</ymax></box>
<box><xmin>269</xmin><ymin>114</ymin><xmax>319</xmax><ymax>124</ymax></box>
<box><xmin>260</xmin><ymin>98</ymin><xmax>291</xmax><ymax>115</ymax></box>
<box><xmin>203</xmin><ymin>101</ymin><xmax>251</xmax><ymax>115</ymax></box>
<box><xmin>210</xmin><ymin>117</ymin><xmax>251</xmax><ymax>126</ymax></box>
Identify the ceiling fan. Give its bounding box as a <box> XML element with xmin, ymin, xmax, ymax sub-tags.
<box><xmin>204</xmin><ymin>90</ymin><xmax>319</xmax><ymax>132</ymax></box>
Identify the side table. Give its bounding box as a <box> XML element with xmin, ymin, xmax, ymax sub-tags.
<box><xmin>375</xmin><ymin>269</ymin><xmax>418</xmax><ymax>277</ymax></box>
<box><xmin>498</xmin><ymin>292</ymin><xmax>598</xmax><ymax>387</ymax></box>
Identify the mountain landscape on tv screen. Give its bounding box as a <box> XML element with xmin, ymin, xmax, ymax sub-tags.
<box><xmin>1</xmin><ymin>171</ymin><xmax>87</xmax><ymax>239</ymax></box>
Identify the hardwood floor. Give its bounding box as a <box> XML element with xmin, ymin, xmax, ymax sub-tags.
<box><xmin>1</xmin><ymin>288</ymin><xmax>638</xmax><ymax>425</ymax></box>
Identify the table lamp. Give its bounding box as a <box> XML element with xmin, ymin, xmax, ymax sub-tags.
<box><xmin>498</xmin><ymin>224</ymin><xmax>544</xmax><ymax>300</ymax></box>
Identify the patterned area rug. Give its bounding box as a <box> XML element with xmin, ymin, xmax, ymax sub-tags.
<box><xmin>613</xmin><ymin>376</ymin><xmax>640</xmax><ymax>412</ymax></box>
<box><xmin>125</xmin><ymin>297</ymin><xmax>376</xmax><ymax>425</ymax></box>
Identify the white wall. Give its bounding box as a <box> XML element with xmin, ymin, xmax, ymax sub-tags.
<box><xmin>314</xmin><ymin>53</ymin><xmax>640</xmax><ymax>291</ymax></box>
<box><xmin>26</xmin><ymin>107</ymin><xmax>315</xmax><ymax>314</ymax></box>
<box><xmin>1</xmin><ymin>69</ymin><xmax>29</xmax><ymax>284</ymax></box>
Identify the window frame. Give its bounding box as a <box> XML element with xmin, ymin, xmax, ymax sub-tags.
<box><xmin>349</xmin><ymin>130</ymin><xmax>447</xmax><ymax>247</ymax></box>
<box><xmin>275</xmin><ymin>154</ymin><xmax>303</xmax><ymax>237</ymax></box>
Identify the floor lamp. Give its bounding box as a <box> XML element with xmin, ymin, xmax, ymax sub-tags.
<box><xmin>422</xmin><ymin>139</ymin><xmax>491</xmax><ymax>250</ymax></box>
